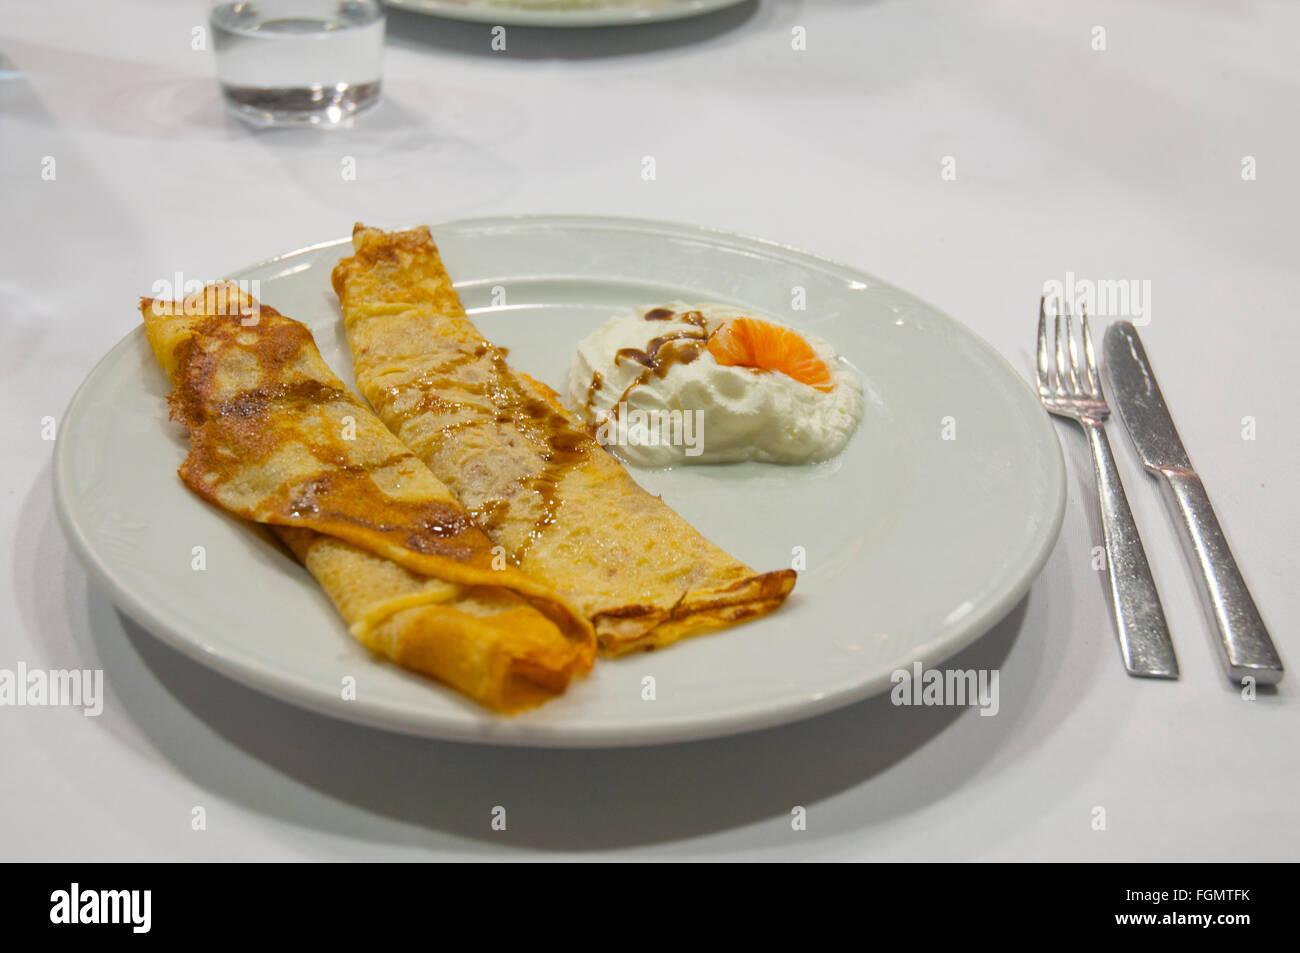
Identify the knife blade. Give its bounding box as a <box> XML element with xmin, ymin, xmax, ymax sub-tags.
<box><xmin>1104</xmin><ymin>322</ymin><xmax>1283</xmax><ymax>685</ymax></box>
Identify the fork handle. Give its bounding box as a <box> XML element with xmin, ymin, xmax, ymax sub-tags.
<box><xmin>1156</xmin><ymin>468</ymin><xmax>1283</xmax><ymax>685</ymax></box>
<box><xmin>1083</xmin><ymin>420</ymin><xmax>1179</xmax><ymax>678</ymax></box>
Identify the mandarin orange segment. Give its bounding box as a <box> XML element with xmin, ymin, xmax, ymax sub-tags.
<box><xmin>706</xmin><ymin>317</ymin><xmax>835</xmax><ymax>392</ymax></box>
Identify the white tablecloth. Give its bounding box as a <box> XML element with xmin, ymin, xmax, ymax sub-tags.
<box><xmin>2</xmin><ymin>0</ymin><xmax>1296</xmax><ymax>860</ymax></box>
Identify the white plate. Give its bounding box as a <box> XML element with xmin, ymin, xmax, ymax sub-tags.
<box><xmin>54</xmin><ymin>216</ymin><xmax>1065</xmax><ymax>747</ymax></box>
<box><xmin>385</xmin><ymin>0</ymin><xmax>748</xmax><ymax>28</ymax></box>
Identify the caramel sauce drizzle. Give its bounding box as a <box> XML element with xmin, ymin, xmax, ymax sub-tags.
<box><xmin>598</xmin><ymin>308</ymin><xmax>710</xmax><ymax>424</ymax></box>
<box><xmin>172</xmin><ymin>311</ymin><xmax>488</xmax><ymax>564</ymax></box>
<box><xmin>386</xmin><ymin>340</ymin><xmax>590</xmax><ymax>558</ymax></box>
<box><xmin>583</xmin><ymin>370</ymin><xmax>603</xmax><ymax>419</ymax></box>
<box><xmin>283</xmin><ymin>466</ymin><xmax>478</xmax><ymax>556</ymax></box>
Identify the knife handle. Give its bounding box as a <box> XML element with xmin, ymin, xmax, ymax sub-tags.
<box><xmin>1157</xmin><ymin>468</ymin><xmax>1284</xmax><ymax>685</ymax></box>
<box><xmin>1084</xmin><ymin>420</ymin><xmax>1179</xmax><ymax>678</ymax></box>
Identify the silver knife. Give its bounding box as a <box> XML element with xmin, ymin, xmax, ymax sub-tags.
<box><xmin>1104</xmin><ymin>322</ymin><xmax>1284</xmax><ymax>685</ymax></box>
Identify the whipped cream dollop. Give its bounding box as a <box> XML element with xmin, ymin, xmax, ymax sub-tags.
<box><xmin>567</xmin><ymin>302</ymin><xmax>864</xmax><ymax>467</ymax></box>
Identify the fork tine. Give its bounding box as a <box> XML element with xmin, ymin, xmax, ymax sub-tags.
<box><xmin>1036</xmin><ymin>296</ymin><xmax>1051</xmax><ymax>396</ymax></box>
<box><xmin>1081</xmin><ymin>305</ymin><xmax>1101</xmax><ymax>397</ymax></box>
<box><xmin>1065</xmin><ymin>301</ymin><xmax>1081</xmax><ymax>395</ymax></box>
<box><xmin>1053</xmin><ymin>300</ymin><xmax>1068</xmax><ymax>396</ymax></box>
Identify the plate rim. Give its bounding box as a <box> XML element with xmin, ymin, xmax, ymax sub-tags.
<box><xmin>54</xmin><ymin>214</ymin><xmax>1066</xmax><ymax>747</ymax></box>
<box><xmin>383</xmin><ymin>0</ymin><xmax>750</xmax><ymax>29</ymax></box>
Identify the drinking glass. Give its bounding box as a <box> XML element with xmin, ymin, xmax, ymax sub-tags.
<box><xmin>209</xmin><ymin>0</ymin><xmax>385</xmax><ymax>127</ymax></box>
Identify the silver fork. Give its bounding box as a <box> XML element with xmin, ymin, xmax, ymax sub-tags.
<box><xmin>1036</xmin><ymin>298</ymin><xmax>1179</xmax><ymax>679</ymax></box>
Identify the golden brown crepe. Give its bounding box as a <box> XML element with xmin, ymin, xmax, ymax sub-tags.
<box><xmin>140</xmin><ymin>283</ymin><xmax>594</xmax><ymax>712</ymax></box>
<box><xmin>331</xmin><ymin>225</ymin><xmax>797</xmax><ymax>655</ymax></box>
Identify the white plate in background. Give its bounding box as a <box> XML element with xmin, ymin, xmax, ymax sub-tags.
<box><xmin>384</xmin><ymin>0</ymin><xmax>749</xmax><ymax>29</ymax></box>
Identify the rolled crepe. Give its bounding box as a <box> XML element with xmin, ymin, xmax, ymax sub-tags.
<box><xmin>140</xmin><ymin>284</ymin><xmax>594</xmax><ymax>712</ymax></box>
<box><xmin>331</xmin><ymin>225</ymin><xmax>796</xmax><ymax>654</ymax></box>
